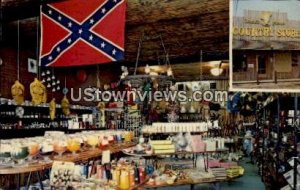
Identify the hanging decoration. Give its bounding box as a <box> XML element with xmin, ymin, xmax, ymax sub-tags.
<box><xmin>30</xmin><ymin>78</ymin><xmax>47</xmax><ymax>105</ymax></box>
<box><xmin>120</xmin><ymin>34</ymin><xmax>174</xmax><ymax>89</ymax></box>
<box><xmin>61</xmin><ymin>95</ymin><xmax>70</xmax><ymax>116</ymax></box>
<box><xmin>76</xmin><ymin>69</ymin><xmax>87</xmax><ymax>83</ymax></box>
<box><xmin>49</xmin><ymin>98</ymin><xmax>56</xmax><ymax>120</ymax></box>
<box><xmin>40</xmin><ymin>68</ymin><xmax>61</xmax><ymax>92</ymax></box>
<box><xmin>11</xmin><ymin>80</ymin><xmax>25</xmax><ymax>105</ymax></box>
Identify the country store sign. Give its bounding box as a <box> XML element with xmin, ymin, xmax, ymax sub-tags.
<box><xmin>233</xmin><ymin>10</ymin><xmax>300</xmax><ymax>39</ymax></box>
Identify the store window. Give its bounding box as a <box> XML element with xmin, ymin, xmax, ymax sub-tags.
<box><xmin>233</xmin><ymin>53</ymin><xmax>247</xmax><ymax>72</ymax></box>
<box><xmin>257</xmin><ymin>55</ymin><xmax>266</xmax><ymax>74</ymax></box>
<box><xmin>292</xmin><ymin>52</ymin><xmax>299</xmax><ymax>67</ymax></box>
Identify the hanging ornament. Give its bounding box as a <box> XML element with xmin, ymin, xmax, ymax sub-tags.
<box><xmin>30</xmin><ymin>78</ymin><xmax>47</xmax><ymax>105</ymax></box>
<box><xmin>76</xmin><ymin>70</ymin><xmax>87</xmax><ymax>83</ymax></box>
<box><xmin>49</xmin><ymin>98</ymin><xmax>56</xmax><ymax>120</ymax></box>
<box><xmin>11</xmin><ymin>80</ymin><xmax>25</xmax><ymax>105</ymax></box>
<box><xmin>61</xmin><ymin>96</ymin><xmax>70</xmax><ymax>116</ymax></box>
<box><xmin>63</xmin><ymin>88</ymin><xmax>68</xmax><ymax>95</ymax></box>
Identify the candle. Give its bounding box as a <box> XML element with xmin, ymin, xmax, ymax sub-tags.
<box><xmin>119</xmin><ymin>170</ymin><xmax>130</xmax><ymax>190</ymax></box>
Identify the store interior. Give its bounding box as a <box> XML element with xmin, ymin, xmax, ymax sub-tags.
<box><xmin>0</xmin><ymin>0</ymin><xmax>299</xmax><ymax>190</ymax></box>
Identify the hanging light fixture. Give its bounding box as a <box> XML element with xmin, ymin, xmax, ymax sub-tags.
<box><xmin>47</xmin><ymin>83</ymin><xmax>51</xmax><ymax>88</ymax></box>
<box><xmin>52</xmin><ymin>88</ymin><xmax>56</xmax><ymax>92</ymax></box>
<box><xmin>51</xmin><ymin>75</ymin><xmax>55</xmax><ymax>79</ymax></box>
<box><xmin>167</xmin><ymin>67</ymin><xmax>173</xmax><ymax>76</ymax></box>
<box><xmin>41</xmin><ymin>72</ymin><xmax>45</xmax><ymax>76</ymax></box>
<box><xmin>121</xmin><ymin>34</ymin><xmax>174</xmax><ymax>88</ymax></box>
<box><xmin>47</xmin><ymin>77</ymin><xmax>51</xmax><ymax>81</ymax></box>
<box><xmin>145</xmin><ymin>64</ymin><xmax>150</xmax><ymax>74</ymax></box>
<box><xmin>210</xmin><ymin>61</ymin><xmax>223</xmax><ymax>76</ymax></box>
<box><xmin>57</xmin><ymin>86</ymin><xmax>61</xmax><ymax>90</ymax></box>
<box><xmin>52</xmin><ymin>81</ymin><xmax>56</xmax><ymax>86</ymax></box>
<box><xmin>46</xmin><ymin>70</ymin><xmax>50</xmax><ymax>75</ymax></box>
<box><xmin>57</xmin><ymin>80</ymin><xmax>60</xmax><ymax>84</ymax></box>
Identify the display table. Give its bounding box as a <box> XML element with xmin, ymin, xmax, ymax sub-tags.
<box><xmin>0</xmin><ymin>142</ymin><xmax>136</xmax><ymax>190</ymax></box>
<box><xmin>142</xmin><ymin>175</ymin><xmax>243</xmax><ymax>190</ymax></box>
<box><xmin>51</xmin><ymin>141</ymin><xmax>136</xmax><ymax>162</ymax></box>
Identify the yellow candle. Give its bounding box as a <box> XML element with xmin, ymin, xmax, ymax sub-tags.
<box><xmin>119</xmin><ymin>170</ymin><xmax>130</xmax><ymax>190</ymax></box>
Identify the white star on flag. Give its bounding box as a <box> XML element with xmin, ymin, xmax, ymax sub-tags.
<box><xmin>56</xmin><ymin>47</ymin><xmax>60</xmax><ymax>52</ymax></box>
<box><xmin>68</xmin><ymin>38</ymin><xmax>72</xmax><ymax>43</ymax></box>
<box><xmin>90</xmin><ymin>19</ymin><xmax>94</xmax><ymax>24</ymax></box>
<box><xmin>68</xmin><ymin>22</ymin><xmax>72</xmax><ymax>27</ymax></box>
<box><xmin>112</xmin><ymin>49</ymin><xmax>116</xmax><ymax>55</ymax></box>
<box><xmin>101</xmin><ymin>42</ymin><xmax>106</xmax><ymax>48</ymax></box>
<box><xmin>89</xmin><ymin>35</ymin><xmax>93</xmax><ymax>41</ymax></box>
<box><xmin>48</xmin><ymin>10</ymin><xmax>52</xmax><ymax>15</ymax></box>
<box><xmin>78</xmin><ymin>29</ymin><xmax>83</xmax><ymax>34</ymax></box>
<box><xmin>48</xmin><ymin>56</ymin><xmax>53</xmax><ymax>61</ymax></box>
<box><xmin>102</xmin><ymin>8</ymin><xmax>106</xmax><ymax>14</ymax></box>
<box><xmin>58</xmin><ymin>16</ymin><xmax>62</xmax><ymax>21</ymax></box>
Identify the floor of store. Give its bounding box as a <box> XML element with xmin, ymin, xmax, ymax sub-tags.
<box><xmin>158</xmin><ymin>158</ymin><xmax>265</xmax><ymax>190</ymax></box>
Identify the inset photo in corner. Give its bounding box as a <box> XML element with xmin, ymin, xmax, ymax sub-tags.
<box><xmin>230</xmin><ymin>0</ymin><xmax>300</xmax><ymax>92</ymax></box>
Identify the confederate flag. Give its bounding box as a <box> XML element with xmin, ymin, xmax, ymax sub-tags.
<box><xmin>40</xmin><ymin>0</ymin><xmax>126</xmax><ymax>67</ymax></box>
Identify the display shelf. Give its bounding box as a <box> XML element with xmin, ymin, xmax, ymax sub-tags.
<box><xmin>142</xmin><ymin>174</ymin><xmax>242</xmax><ymax>189</ymax></box>
<box><xmin>0</xmin><ymin>104</ymin><xmax>93</xmax><ymax>114</ymax></box>
<box><xmin>122</xmin><ymin>148</ymin><xmax>229</xmax><ymax>157</ymax></box>
<box><xmin>141</xmin><ymin>131</ymin><xmax>208</xmax><ymax>135</ymax></box>
<box><xmin>0</xmin><ymin>142</ymin><xmax>136</xmax><ymax>175</ymax></box>
<box><xmin>0</xmin><ymin>128</ymin><xmax>110</xmax><ymax>139</ymax></box>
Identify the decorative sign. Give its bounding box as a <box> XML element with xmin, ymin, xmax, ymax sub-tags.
<box><xmin>28</xmin><ymin>58</ymin><xmax>37</xmax><ymax>73</ymax></box>
<box><xmin>248</xmin><ymin>64</ymin><xmax>254</xmax><ymax>68</ymax></box>
<box><xmin>233</xmin><ymin>11</ymin><xmax>300</xmax><ymax>39</ymax></box>
<box><xmin>233</xmin><ymin>10</ymin><xmax>300</xmax><ymax>49</ymax></box>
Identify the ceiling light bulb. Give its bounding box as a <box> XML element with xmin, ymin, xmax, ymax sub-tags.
<box><xmin>145</xmin><ymin>64</ymin><xmax>150</xmax><ymax>74</ymax></box>
<box><xmin>210</xmin><ymin>68</ymin><xmax>224</xmax><ymax>76</ymax></box>
<box><xmin>167</xmin><ymin>67</ymin><xmax>173</xmax><ymax>76</ymax></box>
<box><xmin>120</xmin><ymin>74</ymin><xmax>125</xmax><ymax>79</ymax></box>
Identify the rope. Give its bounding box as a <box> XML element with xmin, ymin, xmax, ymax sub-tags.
<box><xmin>36</xmin><ymin>16</ymin><xmax>40</xmax><ymax>79</ymax></box>
<box><xmin>134</xmin><ymin>33</ymin><xmax>144</xmax><ymax>75</ymax></box>
<box><xmin>17</xmin><ymin>20</ymin><xmax>20</xmax><ymax>81</ymax></box>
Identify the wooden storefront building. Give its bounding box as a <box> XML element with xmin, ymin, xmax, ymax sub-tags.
<box><xmin>232</xmin><ymin>10</ymin><xmax>300</xmax><ymax>83</ymax></box>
